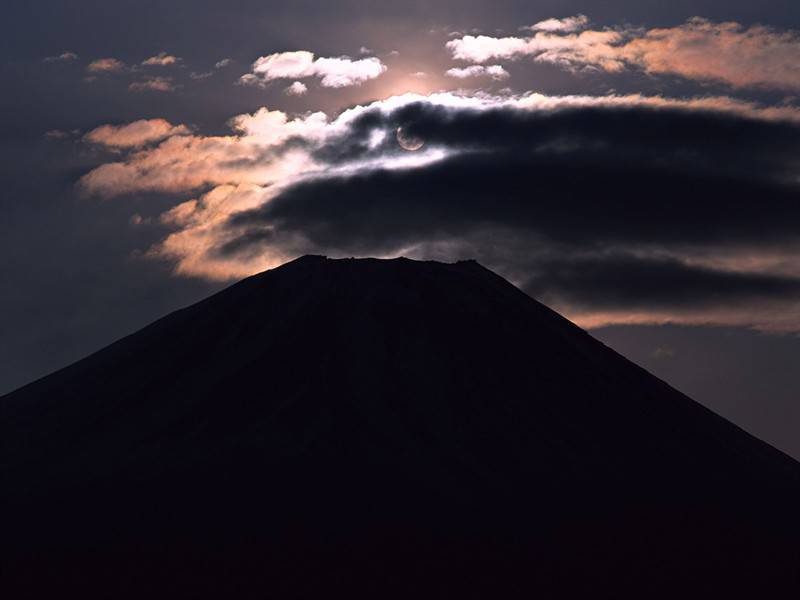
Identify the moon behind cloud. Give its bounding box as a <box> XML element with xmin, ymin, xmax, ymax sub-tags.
<box><xmin>396</xmin><ymin>126</ymin><xmax>424</xmax><ymax>151</ymax></box>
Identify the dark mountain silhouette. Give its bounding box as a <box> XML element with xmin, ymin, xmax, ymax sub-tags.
<box><xmin>2</xmin><ymin>255</ymin><xmax>799</xmax><ymax>598</ymax></box>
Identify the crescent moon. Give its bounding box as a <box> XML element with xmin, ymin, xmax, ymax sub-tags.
<box><xmin>396</xmin><ymin>126</ymin><xmax>425</xmax><ymax>151</ymax></box>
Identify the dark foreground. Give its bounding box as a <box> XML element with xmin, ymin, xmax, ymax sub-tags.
<box><xmin>2</xmin><ymin>256</ymin><xmax>799</xmax><ymax>598</ymax></box>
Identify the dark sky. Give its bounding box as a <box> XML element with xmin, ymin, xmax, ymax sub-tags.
<box><xmin>3</xmin><ymin>0</ymin><xmax>800</xmax><ymax>458</ymax></box>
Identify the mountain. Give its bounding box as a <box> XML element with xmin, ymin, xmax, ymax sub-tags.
<box><xmin>2</xmin><ymin>255</ymin><xmax>799</xmax><ymax>598</ymax></box>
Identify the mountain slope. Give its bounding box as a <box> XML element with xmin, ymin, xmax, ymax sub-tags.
<box><xmin>2</xmin><ymin>255</ymin><xmax>799</xmax><ymax>598</ymax></box>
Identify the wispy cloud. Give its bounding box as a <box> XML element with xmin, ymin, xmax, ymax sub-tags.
<box><xmin>446</xmin><ymin>65</ymin><xmax>509</xmax><ymax>80</ymax></box>
<box><xmin>525</xmin><ymin>15</ymin><xmax>589</xmax><ymax>33</ymax></box>
<box><xmin>44</xmin><ymin>129</ymin><xmax>78</xmax><ymax>140</ymax></box>
<box><xmin>87</xmin><ymin>57</ymin><xmax>126</xmax><ymax>73</ymax></box>
<box><xmin>142</xmin><ymin>52</ymin><xmax>181</xmax><ymax>67</ymax></box>
<box><xmin>239</xmin><ymin>50</ymin><xmax>387</xmax><ymax>88</ymax></box>
<box><xmin>215</xmin><ymin>58</ymin><xmax>232</xmax><ymax>69</ymax></box>
<box><xmin>129</xmin><ymin>76</ymin><xmax>178</xmax><ymax>92</ymax></box>
<box><xmin>44</xmin><ymin>51</ymin><xmax>78</xmax><ymax>63</ymax></box>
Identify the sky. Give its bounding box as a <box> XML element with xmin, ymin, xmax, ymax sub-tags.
<box><xmin>2</xmin><ymin>0</ymin><xmax>800</xmax><ymax>457</ymax></box>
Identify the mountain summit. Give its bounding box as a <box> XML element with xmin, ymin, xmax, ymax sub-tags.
<box><xmin>3</xmin><ymin>255</ymin><xmax>799</xmax><ymax>598</ymax></box>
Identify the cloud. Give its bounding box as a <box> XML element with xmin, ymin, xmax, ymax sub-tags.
<box><xmin>129</xmin><ymin>76</ymin><xmax>178</xmax><ymax>92</ymax></box>
<box><xmin>521</xmin><ymin>253</ymin><xmax>800</xmax><ymax>316</ymax></box>
<box><xmin>284</xmin><ymin>81</ymin><xmax>308</xmax><ymax>95</ymax></box>
<box><xmin>240</xmin><ymin>50</ymin><xmax>387</xmax><ymax>88</ymax></box>
<box><xmin>447</xmin><ymin>35</ymin><xmax>535</xmax><ymax>64</ymax></box>
<box><xmin>619</xmin><ymin>18</ymin><xmax>800</xmax><ymax>90</ymax></box>
<box><xmin>190</xmin><ymin>71</ymin><xmax>214</xmax><ymax>80</ymax></box>
<box><xmin>215</xmin><ymin>58</ymin><xmax>232</xmax><ymax>69</ymax></box>
<box><xmin>44</xmin><ymin>129</ymin><xmax>71</xmax><ymax>140</ymax></box>
<box><xmin>652</xmin><ymin>346</ymin><xmax>676</xmax><ymax>359</ymax></box>
<box><xmin>44</xmin><ymin>51</ymin><xmax>78</xmax><ymax>63</ymax></box>
<box><xmin>84</xmin><ymin>119</ymin><xmax>190</xmax><ymax>148</ymax></box>
<box><xmin>446</xmin><ymin>65</ymin><xmax>510</xmax><ymax>80</ymax></box>
<box><xmin>79</xmin><ymin>106</ymin><xmax>331</xmax><ymax>199</ymax></box>
<box><xmin>142</xmin><ymin>52</ymin><xmax>181</xmax><ymax>66</ymax></box>
<box><xmin>526</xmin><ymin>15</ymin><xmax>589</xmax><ymax>33</ymax></box>
<box><xmin>511</xmin><ymin>92</ymin><xmax>800</xmax><ymax>122</ymax></box>
<box><xmin>78</xmin><ymin>92</ymin><xmax>800</xmax><ymax>330</ymax></box>
<box><xmin>447</xmin><ymin>17</ymin><xmax>800</xmax><ymax>90</ymax></box>
<box><xmin>87</xmin><ymin>57</ymin><xmax>125</xmax><ymax>73</ymax></box>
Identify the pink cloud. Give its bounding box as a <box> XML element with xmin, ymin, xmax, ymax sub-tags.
<box><xmin>87</xmin><ymin>57</ymin><xmax>125</xmax><ymax>73</ymax></box>
<box><xmin>284</xmin><ymin>81</ymin><xmax>308</xmax><ymax>95</ymax></box>
<box><xmin>129</xmin><ymin>76</ymin><xmax>178</xmax><ymax>92</ymax></box>
<box><xmin>621</xmin><ymin>18</ymin><xmax>800</xmax><ymax>89</ymax></box>
<box><xmin>142</xmin><ymin>52</ymin><xmax>181</xmax><ymax>66</ymax></box>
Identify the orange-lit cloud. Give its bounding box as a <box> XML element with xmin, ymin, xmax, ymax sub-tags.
<box><xmin>79</xmin><ymin>107</ymin><xmax>331</xmax><ymax>198</ymax></box>
<box><xmin>621</xmin><ymin>19</ymin><xmax>800</xmax><ymax>89</ymax></box>
<box><xmin>448</xmin><ymin>17</ymin><xmax>800</xmax><ymax>90</ymax></box>
<box><xmin>84</xmin><ymin>119</ymin><xmax>190</xmax><ymax>148</ymax></box>
<box><xmin>152</xmin><ymin>184</ymin><xmax>284</xmax><ymax>280</ymax></box>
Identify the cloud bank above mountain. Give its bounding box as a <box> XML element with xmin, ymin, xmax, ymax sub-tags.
<box><xmin>78</xmin><ymin>89</ymin><xmax>800</xmax><ymax>331</ymax></box>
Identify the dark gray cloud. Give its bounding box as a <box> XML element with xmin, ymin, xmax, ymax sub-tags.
<box><xmin>522</xmin><ymin>253</ymin><xmax>800</xmax><ymax>310</ymax></box>
<box><xmin>279</xmin><ymin>102</ymin><xmax>800</xmax><ymax>244</ymax></box>
<box><xmin>220</xmin><ymin>102</ymin><xmax>800</xmax><ymax>323</ymax></box>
